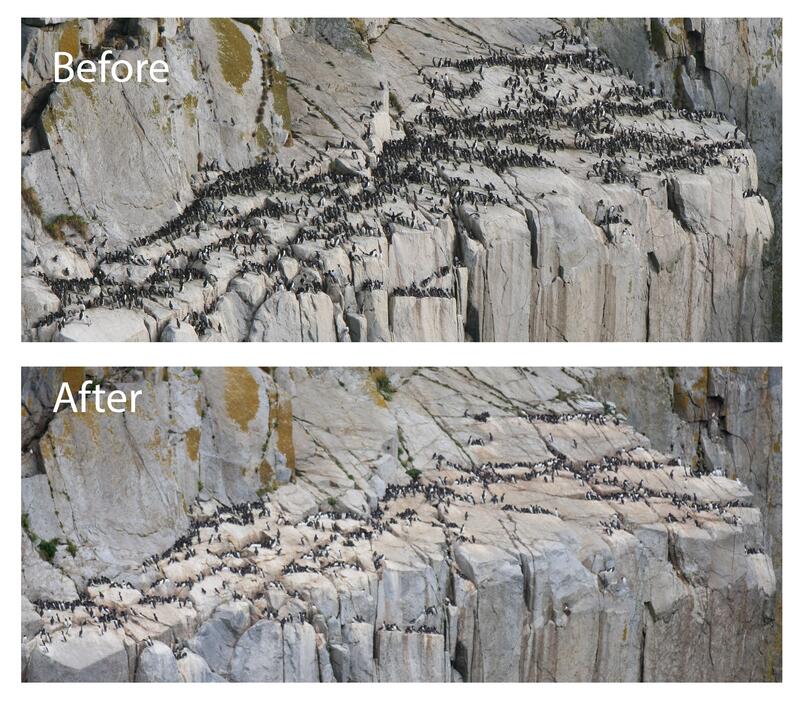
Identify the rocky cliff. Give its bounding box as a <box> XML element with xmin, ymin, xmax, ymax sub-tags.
<box><xmin>582</xmin><ymin>368</ymin><xmax>782</xmax><ymax>572</ymax></box>
<box><xmin>582</xmin><ymin>366</ymin><xmax>783</xmax><ymax>678</ymax></box>
<box><xmin>21</xmin><ymin>18</ymin><xmax>779</xmax><ymax>341</ymax></box>
<box><xmin>21</xmin><ymin>367</ymin><xmax>780</xmax><ymax>681</ymax></box>
<box><xmin>576</xmin><ymin>19</ymin><xmax>783</xmax><ymax>337</ymax></box>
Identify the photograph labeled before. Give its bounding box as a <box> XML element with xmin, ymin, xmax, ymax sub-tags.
<box><xmin>20</xmin><ymin>367</ymin><xmax>781</xmax><ymax>681</ymax></box>
<box><xmin>20</xmin><ymin>18</ymin><xmax>781</xmax><ymax>342</ymax></box>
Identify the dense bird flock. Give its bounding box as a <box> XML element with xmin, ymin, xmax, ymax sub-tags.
<box><xmin>29</xmin><ymin>27</ymin><xmax>756</xmax><ymax>340</ymax></box>
<box><xmin>27</xmin><ymin>401</ymin><xmax>756</xmax><ymax>658</ymax></box>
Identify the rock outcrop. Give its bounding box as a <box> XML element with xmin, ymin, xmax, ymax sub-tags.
<box><xmin>21</xmin><ymin>18</ymin><xmax>779</xmax><ymax>341</ymax></box>
<box><xmin>21</xmin><ymin>367</ymin><xmax>780</xmax><ymax>681</ymax></box>
<box><xmin>579</xmin><ymin>367</ymin><xmax>783</xmax><ymax>677</ymax></box>
<box><xmin>574</xmin><ymin>19</ymin><xmax>782</xmax><ymax>337</ymax></box>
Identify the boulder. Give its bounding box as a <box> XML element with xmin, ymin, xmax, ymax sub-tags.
<box><xmin>27</xmin><ymin>630</ymin><xmax>130</xmax><ymax>682</ymax></box>
<box><xmin>187</xmin><ymin>602</ymin><xmax>251</xmax><ymax>677</ymax></box>
<box><xmin>230</xmin><ymin>619</ymin><xmax>284</xmax><ymax>682</ymax></box>
<box><xmin>135</xmin><ymin>641</ymin><xmax>182</xmax><ymax>682</ymax></box>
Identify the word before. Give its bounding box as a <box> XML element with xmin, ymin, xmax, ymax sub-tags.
<box><xmin>54</xmin><ymin>51</ymin><xmax>169</xmax><ymax>83</ymax></box>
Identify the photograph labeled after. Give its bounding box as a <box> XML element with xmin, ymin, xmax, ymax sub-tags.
<box><xmin>20</xmin><ymin>18</ymin><xmax>782</xmax><ymax>342</ymax></box>
<box><xmin>21</xmin><ymin>367</ymin><xmax>781</xmax><ymax>681</ymax></box>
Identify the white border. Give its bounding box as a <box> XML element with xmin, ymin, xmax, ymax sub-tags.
<box><xmin>4</xmin><ymin>2</ymin><xmax>793</xmax><ymax>696</ymax></box>
<box><xmin>7</xmin><ymin>342</ymin><xmax>789</xmax><ymax>368</ymax></box>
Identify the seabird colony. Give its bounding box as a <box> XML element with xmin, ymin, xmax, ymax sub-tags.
<box><xmin>28</xmin><ymin>401</ymin><xmax>754</xmax><ymax>660</ymax></box>
<box><xmin>31</xmin><ymin>28</ymin><xmax>754</xmax><ymax>338</ymax></box>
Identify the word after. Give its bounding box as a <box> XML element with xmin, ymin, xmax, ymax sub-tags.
<box><xmin>54</xmin><ymin>50</ymin><xmax>169</xmax><ymax>83</ymax></box>
<box><xmin>53</xmin><ymin>380</ymin><xmax>141</xmax><ymax>414</ymax></box>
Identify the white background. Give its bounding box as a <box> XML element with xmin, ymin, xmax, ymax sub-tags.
<box><xmin>3</xmin><ymin>0</ymin><xmax>793</xmax><ymax>695</ymax></box>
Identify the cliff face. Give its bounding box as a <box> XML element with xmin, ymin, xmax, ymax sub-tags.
<box><xmin>21</xmin><ymin>368</ymin><xmax>779</xmax><ymax>681</ymax></box>
<box><xmin>581</xmin><ymin>368</ymin><xmax>782</xmax><ymax>567</ymax></box>
<box><xmin>575</xmin><ymin>19</ymin><xmax>782</xmax><ymax>337</ymax></box>
<box><xmin>21</xmin><ymin>18</ymin><xmax>778</xmax><ymax>341</ymax></box>
<box><xmin>581</xmin><ymin>367</ymin><xmax>783</xmax><ymax>677</ymax></box>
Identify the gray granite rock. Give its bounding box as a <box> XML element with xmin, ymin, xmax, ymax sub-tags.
<box><xmin>135</xmin><ymin>641</ymin><xmax>182</xmax><ymax>682</ymax></box>
<box><xmin>230</xmin><ymin>619</ymin><xmax>283</xmax><ymax>682</ymax></box>
<box><xmin>27</xmin><ymin>630</ymin><xmax>130</xmax><ymax>682</ymax></box>
<box><xmin>188</xmin><ymin>602</ymin><xmax>251</xmax><ymax>677</ymax></box>
<box><xmin>20</xmin><ymin>19</ymin><xmax>780</xmax><ymax>342</ymax></box>
<box><xmin>20</xmin><ymin>367</ymin><xmax>780</xmax><ymax>681</ymax></box>
<box><xmin>178</xmin><ymin>650</ymin><xmax>225</xmax><ymax>682</ymax></box>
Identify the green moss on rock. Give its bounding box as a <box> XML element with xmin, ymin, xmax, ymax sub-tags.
<box><xmin>44</xmin><ymin>213</ymin><xmax>89</xmax><ymax>241</ymax></box>
<box><xmin>351</xmin><ymin>18</ymin><xmax>368</xmax><ymax>41</ymax></box>
<box><xmin>22</xmin><ymin>182</ymin><xmax>43</xmax><ymax>218</ymax></box>
<box><xmin>38</xmin><ymin>539</ymin><xmax>58</xmax><ymax>562</ymax></box>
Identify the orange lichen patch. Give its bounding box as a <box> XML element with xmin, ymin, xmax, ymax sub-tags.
<box><xmin>672</xmin><ymin>383</ymin><xmax>689</xmax><ymax>415</ymax></box>
<box><xmin>62</xmin><ymin>367</ymin><xmax>85</xmax><ymax>392</ymax></box>
<box><xmin>185</xmin><ymin>428</ymin><xmax>200</xmax><ymax>462</ymax></box>
<box><xmin>268</xmin><ymin>390</ymin><xmax>295</xmax><ymax>473</ymax></box>
<box><xmin>70</xmin><ymin>406</ymin><xmax>100</xmax><ymax>445</ymax></box>
<box><xmin>224</xmin><ymin>368</ymin><xmax>260</xmax><ymax>432</ymax></box>
<box><xmin>672</xmin><ymin>368</ymin><xmax>709</xmax><ymax>419</ymax></box>
<box><xmin>56</xmin><ymin>404</ymin><xmax>102</xmax><ymax>459</ymax></box>
<box><xmin>692</xmin><ymin>368</ymin><xmax>709</xmax><ymax>395</ymax></box>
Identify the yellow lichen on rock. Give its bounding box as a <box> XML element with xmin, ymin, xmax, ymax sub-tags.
<box><xmin>183</xmin><ymin>94</ymin><xmax>198</xmax><ymax>126</ymax></box>
<box><xmin>255</xmin><ymin>122</ymin><xmax>271</xmax><ymax>150</ymax></box>
<box><xmin>185</xmin><ymin>427</ymin><xmax>200</xmax><ymax>462</ymax></box>
<box><xmin>210</xmin><ymin>18</ymin><xmax>253</xmax><ymax>94</ymax></box>
<box><xmin>367</xmin><ymin>379</ymin><xmax>387</xmax><ymax>408</ymax></box>
<box><xmin>268</xmin><ymin>390</ymin><xmax>295</xmax><ymax>473</ymax></box>
<box><xmin>58</xmin><ymin>20</ymin><xmax>80</xmax><ymax>59</ymax></box>
<box><xmin>367</xmin><ymin>368</ymin><xmax>395</xmax><ymax>407</ymax></box>
<box><xmin>259</xmin><ymin>458</ymin><xmax>274</xmax><ymax>485</ymax></box>
<box><xmin>62</xmin><ymin>367</ymin><xmax>85</xmax><ymax>393</ymax></box>
<box><xmin>224</xmin><ymin>367</ymin><xmax>260</xmax><ymax>432</ymax></box>
<box><xmin>270</xmin><ymin>66</ymin><xmax>292</xmax><ymax>135</ymax></box>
